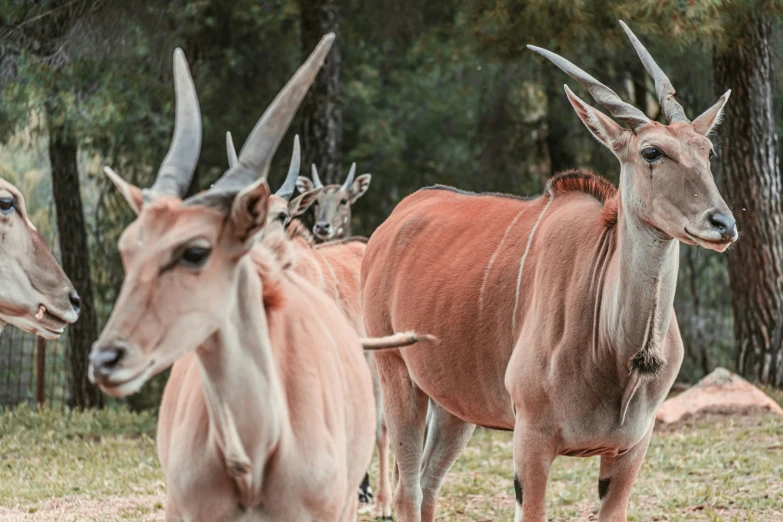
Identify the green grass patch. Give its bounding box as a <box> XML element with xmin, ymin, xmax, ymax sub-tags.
<box><xmin>0</xmin><ymin>405</ymin><xmax>162</xmax><ymax>510</ymax></box>
<box><xmin>1</xmin><ymin>406</ymin><xmax>781</xmax><ymax>521</ymax></box>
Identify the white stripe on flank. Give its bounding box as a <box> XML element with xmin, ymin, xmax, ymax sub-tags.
<box><xmin>479</xmin><ymin>208</ymin><xmax>528</xmax><ymax>312</ymax></box>
<box><xmin>511</xmin><ymin>195</ymin><xmax>553</xmax><ymax>335</ymax></box>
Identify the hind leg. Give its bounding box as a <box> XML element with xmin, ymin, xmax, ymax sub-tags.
<box><xmin>419</xmin><ymin>401</ymin><xmax>475</xmax><ymax>522</ymax></box>
<box><xmin>367</xmin><ymin>353</ymin><xmax>393</xmax><ymax>520</ymax></box>
<box><xmin>376</xmin><ymin>419</ymin><xmax>392</xmax><ymax>520</ymax></box>
<box><xmin>374</xmin><ymin>351</ymin><xmax>429</xmax><ymax>522</ymax></box>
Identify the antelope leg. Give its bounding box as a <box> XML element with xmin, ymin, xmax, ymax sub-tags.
<box><xmin>597</xmin><ymin>422</ymin><xmax>654</xmax><ymax>522</ymax></box>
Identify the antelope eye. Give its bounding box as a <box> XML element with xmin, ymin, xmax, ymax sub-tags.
<box><xmin>179</xmin><ymin>246</ymin><xmax>211</xmax><ymax>268</ymax></box>
<box><xmin>0</xmin><ymin>197</ymin><xmax>16</xmax><ymax>215</ymax></box>
<box><xmin>276</xmin><ymin>212</ymin><xmax>288</xmax><ymax>223</ymax></box>
<box><xmin>641</xmin><ymin>147</ymin><xmax>663</xmax><ymax>162</ymax></box>
<box><xmin>340</xmin><ymin>198</ymin><xmax>348</xmax><ymax>205</ymax></box>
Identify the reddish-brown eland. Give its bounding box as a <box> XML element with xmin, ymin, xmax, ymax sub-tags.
<box><xmin>361</xmin><ymin>21</ymin><xmax>737</xmax><ymax>522</ymax></box>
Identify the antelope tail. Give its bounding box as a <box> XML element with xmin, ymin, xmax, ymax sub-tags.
<box><xmin>360</xmin><ymin>331</ymin><xmax>437</xmax><ymax>351</ymax></box>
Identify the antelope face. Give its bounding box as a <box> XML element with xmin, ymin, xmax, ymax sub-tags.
<box><xmin>310</xmin><ymin>185</ymin><xmax>353</xmax><ymax>240</ymax></box>
<box><xmin>89</xmin><ymin>193</ymin><xmax>264</xmax><ymax>398</ymax></box>
<box><xmin>0</xmin><ymin>178</ymin><xmax>79</xmax><ymax>338</ymax></box>
<box><xmin>620</xmin><ymin>121</ymin><xmax>736</xmax><ymax>252</ymax></box>
<box><xmin>296</xmin><ymin>164</ymin><xmax>371</xmax><ymax>241</ymax></box>
<box><xmin>264</xmin><ymin>189</ymin><xmax>322</xmax><ymax>236</ymax></box>
<box><xmin>89</xmin><ymin>33</ymin><xmax>335</xmax><ymax>397</ymax></box>
<box><xmin>531</xmin><ymin>21</ymin><xmax>737</xmax><ymax>253</ymax></box>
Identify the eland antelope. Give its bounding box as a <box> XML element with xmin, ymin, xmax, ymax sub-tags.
<box><xmin>0</xmin><ymin>177</ymin><xmax>79</xmax><ymax>339</ymax></box>
<box><xmin>88</xmin><ymin>36</ymin><xmax>384</xmax><ymax>521</ymax></box>
<box><xmin>227</xmin><ymin>133</ymin><xmax>394</xmax><ymax>518</ymax></box>
<box><xmin>361</xmin><ymin>21</ymin><xmax>737</xmax><ymax>522</ymax></box>
<box><xmin>295</xmin><ymin>162</ymin><xmax>371</xmax><ymax>241</ymax></box>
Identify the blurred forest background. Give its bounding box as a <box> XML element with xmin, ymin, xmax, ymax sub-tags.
<box><xmin>0</xmin><ymin>0</ymin><xmax>782</xmax><ymax>409</ymax></box>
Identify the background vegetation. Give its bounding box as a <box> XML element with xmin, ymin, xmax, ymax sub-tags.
<box><xmin>1</xmin><ymin>0</ymin><xmax>782</xmax><ymax>408</ymax></box>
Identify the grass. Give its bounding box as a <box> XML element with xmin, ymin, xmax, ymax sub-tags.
<box><xmin>0</xmin><ymin>406</ymin><xmax>781</xmax><ymax>521</ymax></box>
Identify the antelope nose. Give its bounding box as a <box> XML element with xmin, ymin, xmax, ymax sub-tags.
<box><xmin>89</xmin><ymin>345</ymin><xmax>126</xmax><ymax>378</ymax></box>
<box><xmin>69</xmin><ymin>291</ymin><xmax>81</xmax><ymax>316</ymax></box>
<box><xmin>708</xmin><ymin>211</ymin><xmax>737</xmax><ymax>241</ymax></box>
<box><xmin>314</xmin><ymin>222</ymin><xmax>331</xmax><ymax>234</ymax></box>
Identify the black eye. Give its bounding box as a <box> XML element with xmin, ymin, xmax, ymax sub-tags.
<box><xmin>179</xmin><ymin>246</ymin><xmax>211</xmax><ymax>268</ymax></box>
<box><xmin>0</xmin><ymin>197</ymin><xmax>16</xmax><ymax>215</ymax></box>
<box><xmin>340</xmin><ymin>198</ymin><xmax>348</xmax><ymax>205</ymax></box>
<box><xmin>641</xmin><ymin>147</ymin><xmax>663</xmax><ymax>162</ymax></box>
<box><xmin>276</xmin><ymin>212</ymin><xmax>288</xmax><ymax>224</ymax></box>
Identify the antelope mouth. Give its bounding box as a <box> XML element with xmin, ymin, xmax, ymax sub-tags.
<box><xmin>91</xmin><ymin>360</ymin><xmax>155</xmax><ymax>398</ymax></box>
<box><xmin>684</xmin><ymin>228</ymin><xmax>735</xmax><ymax>252</ymax></box>
<box><xmin>33</xmin><ymin>305</ymin><xmax>68</xmax><ymax>338</ymax></box>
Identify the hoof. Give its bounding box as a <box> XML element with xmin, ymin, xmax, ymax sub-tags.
<box><xmin>358</xmin><ymin>473</ymin><xmax>374</xmax><ymax>505</ymax></box>
<box><xmin>357</xmin><ymin>487</ymin><xmax>374</xmax><ymax>504</ymax></box>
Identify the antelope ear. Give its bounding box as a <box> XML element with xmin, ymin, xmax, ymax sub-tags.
<box><xmin>349</xmin><ymin>174</ymin><xmax>371</xmax><ymax>203</ymax></box>
<box><xmin>103</xmin><ymin>167</ymin><xmax>143</xmax><ymax>214</ymax></box>
<box><xmin>289</xmin><ymin>187</ymin><xmax>322</xmax><ymax>217</ymax></box>
<box><xmin>692</xmin><ymin>90</ymin><xmax>730</xmax><ymax>137</ymax></box>
<box><xmin>229</xmin><ymin>178</ymin><xmax>271</xmax><ymax>247</ymax></box>
<box><xmin>296</xmin><ymin>176</ymin><xmax>315</xmax><ymax>194</ymax></box>
<box><xmin>564</xmin><ymin>85</ymin><xmax>624</xmax><ymax>151</ymax></box>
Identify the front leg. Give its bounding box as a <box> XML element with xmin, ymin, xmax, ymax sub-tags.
<box><xmin>512</xmin><ymin>420</ymin><xmax>556</xmax><ymax>522</ymax></box>
<box><xmin>597</xmin><ymin>422</ymin><xmax>654</xmax><ymax>522</ymax></box>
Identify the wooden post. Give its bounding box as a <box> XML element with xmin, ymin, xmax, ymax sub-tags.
<box><xmin>36</xmin><ymin>336</ymin><xmax>46</xmax><ymax>406</ymax></box>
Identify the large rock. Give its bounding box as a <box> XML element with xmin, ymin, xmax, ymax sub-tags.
<box><xmin>656</xmin><ymin>367</ymin><xmax>783</xmax><ymax>424</ymax></box>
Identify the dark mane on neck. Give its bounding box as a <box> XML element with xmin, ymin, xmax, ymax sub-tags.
<box><xmin>546</xmin><ymin>169</ymin><xmax>619</xmax><ymax>228</ymax></box>
<box><xmin>286</xmin><ymin>219</ymin><xmax>316</xmax><ymax>246</ymax></box>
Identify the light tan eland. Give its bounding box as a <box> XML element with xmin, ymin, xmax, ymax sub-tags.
<box><xmin>87</xmin><ymin>36</ymin><xmax>386</xmax><ymax>522</ymax></box>
<box><xmin>361</xmin><ymin>22</ymin><xmax>737</xmax><ymax>522</ymax></box>
<box><xmin>0</xmin><ymin>177</ymin><xmax>79</xmax><ymax>339</ymax></box>
<box><xmin>227</xmin><ymin>132</ymin><xmax>394</xmax><ymax>518</ymax></box>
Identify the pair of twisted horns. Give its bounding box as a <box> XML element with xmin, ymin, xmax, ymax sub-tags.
<box><xmin>309</xmin><ymin>162</ymin><xmax>357</xmax><ymax>191</ymax></box>
<box><xmin>107</xmin><ymin>33</ymin><xmax>335</xmax><ymax>209</ymax></box>
<box><xmin>528</xmin><ymin>21</ymin><xmax>687</xmax><ymax>131</ymax></box>
<box><xmin>226</xmin><ymin>132</ymin><xmax>300</xmax><ymax>201</ymax></box>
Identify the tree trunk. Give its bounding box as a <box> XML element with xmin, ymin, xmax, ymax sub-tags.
<box><xmin>714</xmin><ymin>13</ymin><xmax>783</xmax><ymax>387</ymax></box>
<box><xmin>46</xmin><ymin>105</ymin><xmax>103</xmax><ymax>408</ymax></box>
<box><xmin>299</xmin><ymin>0</ymin><xmax>342</xmax><ymax>184</ymax></box>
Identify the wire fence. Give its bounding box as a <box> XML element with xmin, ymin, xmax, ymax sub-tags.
<box><xmin>0</xmin><ymin>328</ymin><xmax>70</xmax><ymax>408</ymax></box>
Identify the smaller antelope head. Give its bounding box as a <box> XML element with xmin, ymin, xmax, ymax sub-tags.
<box><xmin>226</xmin><ymin>132</ymin><xmax>321</xmax><ymax>234</ymax></box>
<box><xmin>530</xmin><ymin>21</ymin><xmax>737</xmax><ymax>252</ymax></box>
<box><xmin>0</xmin><ymin>178</ymin><xmax>79</xmax><ymax>338</ymax></box>
<box><xmin>89</xmin><ymin>36</ymin><xmax>334</xmax><ymax>397</ymax></box>
<box><xmin>295</xmin><ymin>163</ymin><xmax>371</xmax><ymax>240</ymax></box>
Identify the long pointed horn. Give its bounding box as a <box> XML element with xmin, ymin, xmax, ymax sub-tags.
<box><xmin>149</xmin><ymin>48</ymin><xmax>202</xmax><ymax>199</ymax></box>
<box><xmin>310</xmin><ymin>164</ymin><xmax>323</xmax><ymax>188</ymax></box>
<box><xmin>226</xmin><ymin>131</ymin><xmax>238</xmax><ymax>168</ymax></box>
<box><xmin>527</xmin><ymin>45</ymin><xmax>650</xmax><ymax>131</ymax></box>
<box><xmin>186</xmin><ymin>33</ymin><xmax>334</xmax><ymax>209</ymax></box>
<box><xmin>341</xmin><ymin>162</ymin><xmax>357</xmax><ymax>191</ymax></box>
<box><xmin>619</xmin><ymin>21</ymin><xmax>688</xmax><ymax>124</ymax></box>
<box><xmin>275</xmin><ymin>135</ymin><xmax>300</xmax><ymax>200</ymax></box>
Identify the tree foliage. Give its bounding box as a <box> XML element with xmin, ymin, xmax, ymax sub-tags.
<box><xmin>2</xmin><ymin>0</ymin><xmax>783</xmax><ymax>405</ymax></box>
